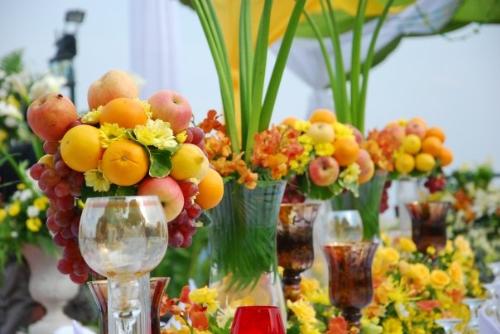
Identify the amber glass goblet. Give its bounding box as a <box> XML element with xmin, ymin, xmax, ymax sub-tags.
<box><xmin>277</xmin><ymin>202</ymin><xmax>320</xmax><ymax>301</ymax></box>
<box><xmin>406</xmin><ymin>201</ymin><xmax>451</xmax><ymax>253</ymax></box>
<box><xmin>323</xmin><ymin>241</ymin><xmax>378</xmax><ymax>329</ymax></box>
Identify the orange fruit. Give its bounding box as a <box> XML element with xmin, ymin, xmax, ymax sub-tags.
<box><xmin>439</xmin><ymin>147</ymin><xmax>453</xmax><ymax>166</ymax></box>
<box><xmin>282</xmin><ymin>117</ymin><xmax>298</xmax><ymax>127</ymax></box>
<box><xmin>309</xmin><ymin>109</ymin><xmax>337</xmax><ymax>124</ymax></box>
<box><xmin>60</xmin><ymin>125</ymin><xmax>102</xmax><ymax>172</ymax></box>
<box><xmin>421</xmin><ymin>136</ymin><xmax>443</xmax><ymax>157</ymax></box>
<box><xmin>195</xmin><ymin>168</ymin><xmax>224</xmax><ymax>209</ymax></box>
<box><xmin>101</xmin><ymin>139</ymin><xmax>149</xmax><ymax>186</ymax></box>
<box><xmin>99</xmin><ymin>97</ymin><xmax>148</xmax><ymax>129</ymax></box>
<box><xmin>415</xmin><ymin>153</ymin><xmax>436</xmax><ymax>172</ymax></box>
<box><xmin>425</xmin><ymin>127</ymin><xmax>446</xmax><ymax>143</ymax></box>
<box><xmin>395</xmin><ymin>153</ymin><xmax>415</xmax><ymax>174</ymax></box>
<box><xmin>333</xmin><ymin>137</ymin><xmax>360</xmax><ymax>166</ymax></box>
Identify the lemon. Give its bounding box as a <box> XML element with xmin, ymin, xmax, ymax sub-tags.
<box><xmin>60</xmin><ymin>125</ymin><xmax>102</xmax><ymax>172</ymax></box>
<box><xmin>170</xmin><ymin>144</ymin><xmax>209</xmax><ymax>181</ymax></box>
<box><xmin>395</xmin><ymin>153</ymin><xmax>415</xmax><ymax>174</ymax></box>
<box><xmin>402</xmin><ymin>134</ymin><xmax>421</xmax><ymax>154</ymax></box>
<box><xmin>415</xmin><ymin>153</ymin><xmax>436</xmax><ymax>172</ymax></box>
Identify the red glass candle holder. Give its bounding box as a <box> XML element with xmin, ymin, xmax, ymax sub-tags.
<box><xmin>406</xmin><ymin>201</ymin><xmax>451</xmax><ymax>253</ymax></box>
<box><xmin>323</xmin><ymin>241</ymin><xmax>378</xmax><ymax>329</ymax></box>
<box><xmin>230</xmin><ymin>306</ymin><xmax>285</xmax><ymax>334</ymax></box>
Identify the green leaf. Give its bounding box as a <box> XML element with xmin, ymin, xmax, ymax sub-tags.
<box><xmin>0</xmin><ymin>50</ymin><xmax>24</xmax><ymax>74</ymax></box>
<box><xmin>239</xmin><ymin>0</ymin><xmax>253</xmax><ymax>151</ymax></box>
<box><xmin>296</xmin><ymin>11</ymin><xmax>359</xmax><ymax>38</ymax></box>
<box><xmin>148</xmin><ymin>148</ymin><xmax>172</xmax><ymax>178</ymax></box>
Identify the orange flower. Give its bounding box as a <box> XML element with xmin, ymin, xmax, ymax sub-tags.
<box><xmin>199</xmin><ymin>109</ymin><xmax>225</xmax><ymax>133</ymax></box>
<box><xmin>188</xmin><ymin>304</ymin><xmax>209</xmax><ymax>330</ymax></box>
<box><xmin>416</xmin><ymin>299</ymin><xmax>440</xmax><ymax>312</ymax></box>
<box><xmin>448</xmin><ymin>289</ymin><xmax>464</xmax><ymax>304</ymax></box>
<box><xmin>327</xmin><ymin>316</ymin><xmax>348</xmax><ymax>334</ymax></box>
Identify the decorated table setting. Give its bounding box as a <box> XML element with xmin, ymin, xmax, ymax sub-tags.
<box><xmin>1</xmin><ymin>1</ymin><xmax>500</xmax><ymax>334</ymax></box>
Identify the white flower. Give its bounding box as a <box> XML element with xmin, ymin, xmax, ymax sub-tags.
<box><xmin>27</xmin><ymin>205</ymin><xmax>40</xmax><ymax>218</ymax></box>
<box><xmin>10</xmin><ymin>231</ymin><xmax>18</xmax><ymax>238</ymax></box>
<box><xmin>19</xmin><ymin>189</ymin><xmax>33</xmax><ymax>201</ymax></box>
<box><xmin>6</xmin><ymin>73</ymin><xmax>29</xmax><ymax>96</ymax></box>
<box><xmin>4</xmin><ymin>117</ymin><xmax>18</xmax><ymax>128</ymax></box>
<box><xmin>29</xmin><ymin>74</ymin><xmax>66</xmax><ymax>100</ymax></box>
<box><xmin>0</xmin><ymin>101</ymin><xmax>22</xmax><ymax>118</ymax></box>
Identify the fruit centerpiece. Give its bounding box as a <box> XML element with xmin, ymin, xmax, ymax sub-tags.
<box><xmin>26</xmin><ymin>70</ymin><xmax>223</xmax><ymax>284</ymax></box>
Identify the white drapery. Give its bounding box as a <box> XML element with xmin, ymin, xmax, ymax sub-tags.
<box><xmin>275</xmin><ymin>0</ymin><xmax>461</xmax><ymax>111</ymax></box>
<box><xmin>130</xmin><ymin>0</ymin><xmax>180</xmax><ymax>97</ymax></box>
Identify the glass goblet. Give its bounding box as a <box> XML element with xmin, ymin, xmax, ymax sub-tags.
<box><xmin>463</xmin><ymin>297</ymin><xmax>485</xmax><ymax>332</ymax></box>
<box><xmin>322</xmin><ymin>241</ymin><xmax>378</xmax><ymax>330</ymax></box>
<box><xmin>435</xmin><ymin>318</ymin><xmax>462</xmax><ymax>334</ymax></box>
<box><xmin>80</xmin><ymin>196</ymin><xmax>168</xmax><ymax>334</ymax></box>
<box><xmin>406</xmin><ymin>201</ymin><xmax>450</xmax><ymax>253</ymax></box>
<box><xmin>322</xmin><ymin>210</ymin><xmax>363</xmax><ymax>244</ymax></box>
<box><xmin>230</xmin><ymin>306</ymin><xmax>285</xmax><ymax>334</ymax></box>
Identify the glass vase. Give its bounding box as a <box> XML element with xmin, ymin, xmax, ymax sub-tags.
<box><xmin>277</xmin><ymin>202</ymin><xmax>321</xmax><ymax>301</ymax></box>
<box><xmin>330</xmin><ymin>171</ymin><xmax>387</xmax><ymax>240</ymax></box>
<box><xmin>406</xmin><ymin>201</ymin><xmax>451</xmax><ymax>253</ymax></box>
<box><xmin>87</xmin><ymin>277</ymin><xmax>169</xmax><ymax>334</ymax></box>
<box><xmin>396</xmin><ymin>177</ymin><xmax>421</xmax><ymax>237</ymax></box>
<box><xmin>208</xmin><ymin>180</ymin><xmax>286</xmax><ymax>317</ymax></box>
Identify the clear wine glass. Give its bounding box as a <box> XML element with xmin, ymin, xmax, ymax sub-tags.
<box><xmin>463</xmin><ymin>297</ymin><xmax>485</xmax><ymax>333</ymax></box>
<box><xmin>435</xmin><ymin>318</ymin><xmax>461</xmax><ymax>334</ymax></box>
<box><xmin>80</xmin><ymin>196</ymin><xmax>168</xmax><ymax>334</ymax></box>
<box><xmin>322</xmin><ymin>210</ymin><xmax>363</xmax><ymax>244</ymax></box>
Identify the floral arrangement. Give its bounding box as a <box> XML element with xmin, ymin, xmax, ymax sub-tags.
<box><xmin>0</xmin><ymin>181</ymin><xmax>53</xmax><ymax>270</ymax></box>
<box><xmin>0</xmin><ymin>50</ymin><xmax>65</xmax><ymax>147</ymax></box>
<box><xmin>159</xmin><ymin>234</ymin><xmax>486</xmax><ymax>334</ymax></box>
<box><xmin>26</xmin><ymin>69</ymin><xmax>224</xmax><ymax>284</ymax></box>
<box><xmin>200</xmin><ymin>108</ymin><xmax>373</xmax><ymax>199</ymax></box>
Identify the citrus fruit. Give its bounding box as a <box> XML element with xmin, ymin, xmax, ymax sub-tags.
<box><xmin>402</xmin><ymin>134</ymin><xmax>422</xmax><ymax>154</ymax></box>
<box><xmin>439</xmin><ymin>147</ymin><xmax>453</xmax><ymax>166</ymax></box>
<box><xmin>99</xmin><ymin>97</ymin><xmax>148</xmax><ymax>129</ymax></box>
<box><xmin>60</xmin><ymin>125</ymin><xmax>102</xmax><ymax>172</ymax></box>
<box><xmin>309</xmin><ymin>109</ymin><xmax>337</xmax><ymax>124</ymax></box>
<box><xmin>333</xmin><ymin>137</ymin><xmax>360</xmax><ymax>166</ymax></box>
<box><xmin>415</xmin><ymin>153</ymin><xmax>436</xmax><ymax>172</ymax></box>
<box><xmin>425</xmin><ymin>127</ymin><xmax>446</xmax><ymax>142</ymax></box>
<box><xmin>282</xmin><ymin>117</ymin><xmax>298</xmax><ymax>127</ymax></box>
<box><xmin>101</xmin><ymin>139</ymin><xmax>149</xmax><ymax>186</ymax></box>
<box><xmin>395</xmin><ymin>153</ymin><xmax>415</xmax><ymax>174</ymax></box>
<box><xmin>421</xmin><ymin>136</ymin><xmax>443</xmax><ymax>157</ymax></box>
<box><xmin>195</xmin><ymin>168</ymin><xmax>224</xmax><ymax>209</ymax></box>
<box><xmin>170</xmin><ymin>144</ymin><xmax>209</xmax><ymax>181</ymax></box>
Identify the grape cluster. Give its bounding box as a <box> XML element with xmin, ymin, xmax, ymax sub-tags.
<box><xmin>424</xmin><ymin>175</ymin><xmax>447</xmax><ymax>193</ymax></box>
<box><xmin>184</xmin><ymin>127</ymin><xmax>206</xmax><ymax>152</ymax></box>
<box><xmin>168</xmin><ymin>181</ymin><xmax>201</xmax><ymax>248</ymax></box>
<box><xmin>30</xmin><ymin>141</ymin><xmax>90</xmax><ymax>284</ymax></box>
<box><xmin>379</xmin><ymin>180</ymin><xmax>392</xmax><ymax>213</ymax></box>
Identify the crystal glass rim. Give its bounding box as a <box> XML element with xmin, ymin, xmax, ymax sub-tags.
<box><xmin>405</xmin><ymin>201</ymin><xmax>452</xmax><ymax>207</ymax></box>
<box><xmin>87</xmin><ymin>277</ymin><xmax>170</xmax><ymax>285</ymax></box>
<box><xmin>324</xmin><ymin>240</ymin><xmax>379</xmax><ymax>247</ymax></box>
<box><xmin>280</xmin><ymin>202</ymin><xmax>322</xmax><ymax>209</ymax></box>
<box><xmin>235</xmin><ymin>305</ymin><xmax>281</xmax><ymax>311</ymax></box>
<box><xmin>82</xmin><ymin>195</ymin><xmax>162</xmax><ymax>208</ymax></box>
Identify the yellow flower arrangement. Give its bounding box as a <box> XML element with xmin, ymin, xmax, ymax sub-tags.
<box><xmin>188</xmin><ymin>286</ymin><xmax>219</xmax><ymax>314</ymax></box>
<box><xmin>26</xmin><ymin>217</ymin><xmax>42</xmax><ymax>232</ymax></box>
<box><xmin>430</xmin><ymin>270</ymin><xmax>451</xmax><ymax>289</ymax></box>
<box><xmin>84</xmin><ymin>169</ymin><xmax>111</xmax><ymax>192</ymax></box>
<box><xmin>287</xmin><ymin>299</ymin><xmax>321</xmax><ymax>334</ymax></box>
<box><xmin>81</xmin><ymin>107</ymin><xmax>102</xmax><ymax>124</ymax></box>
<box><xmin>99</xmin><ymin>123</ymin><xmax>127</xmax><ymax>148</ymax></box>
<box><xmin>134</xmin><ymin>119</ymin><xmax>178</xmax><ymax>150</ymax></box>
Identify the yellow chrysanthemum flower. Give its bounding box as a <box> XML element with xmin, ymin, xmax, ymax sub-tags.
<box><xmin>378</xmin><ymin>247</ymin><xmax>400</xmax><ymax>267</ymax></box>
<box><xmin>26</xmin><ymin>217</ymin><xmax>42</xmax><ymax>232</ymax></box>
<box><xmin>382</xmin><ymin>318</ymin><xmax>403</xmax><ymax>334</ymax></box>
<box><xmin>398</xmin><ymin>237</ymin><xmax>417</xmax><ymax>253</ymax></box>
<box><xmin>448</xmin><ymin>261</ymin><xmax>464</xmax><ymax>285</ymax></box>
<box><xmin>300</xmin><ymin>278</ymin><xmax>330</xmax><ymax>305</ymax></box>
<box><xmin>189</xmin><ymin>286</ymin><xmax>219</xmax><ymax>314</ymax></box>
<box><xmin>340</xmin><ymin>163</ymin><xmax>361</xmax><ymax>184</ymax></box>
<box><xmin>8</xmin><ymin>201</ymin><xmax>21</xmax><ymax>216</ymax></box>
<box><xmin>135</xmin><ymin>99</ymin><xmax>153</xmax><ymax>118</ymax></box>
<box><xmin>333</xmin><ymin>122</ymin><xmax>354</xmax><ymax>139</ymax></box>
<box><xmin>454</xmin><ymin>236</ymin><xmax>472</xmax><ymax>256</ymax></box>
<box><xmin>406</xmin><ymin>263</ymin><xmax>430</xmax><ymax>286</ymax></box>
<box><xmin>99</xmin><ymin>123</ymin><xmax>127</xmax><ymax>148</ymax></box>
<box><xmin>81</xmin><ymin>107</ymin><xmax>102</xmax><ymax>124</ymax></box>
<box><xmin>0</xmin><ymin>209</ymin><xmax>7</xmax><ymax>223</ymax></box>
<box><xmin>33</xmin><ymin>197</ymin><xmax>49</xmax><ymax>210</ymax></box>
<box><xmin>84</xmin><ymin>169</ymin><xmax>111</xmax><ymax>192</ymax></box>
<box><xmin>176</xmin><ymin>130</ymin><xmax>188</xmax><ymax>143</ymax></box>
<box><xmin>134</xmin><ymin>119</ymin><xmax>178</xmax><ymax>150</ymax></box>
<box><xmin>293</xmin><ymin>120</ymin><xmax>311</xmax><ymax>132</ymax></box>
<box><xmin>430</xmin><ymin>270</ymin><xmax>451</xmax><ymax>289</ymax></box>
<box><xmin>314</xmin><ymin>142</ymin><xmax>335</xmax><ymax>157</ymax></box>
<box><xmin>287</xmin><ymin>299</ymin><xmax>320</xmax><ymax>334</ymax></box>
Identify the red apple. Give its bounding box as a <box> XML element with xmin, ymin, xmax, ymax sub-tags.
<box><xmin>356</xmin><ymin>149</ymin><xmax>375</xmax><ymax>184</ymax></box>
<box><xmin>138</xmin><ymin>176</ymin><xmax>184</xmax><ymax>222</ymax></box>
<box><xmin>348</xmin><ymin>124</ymin><xmax>364</xmax><ymax>145</ymax></box>
<box><xmin>87</xmin><ymin>70</ymin><xmax>139</xmax><ymax>109</ymax></box>
<box><xmin>149</xmin><ymin>90</ymin><xmax>192</xmax><ymax>134</ymax></box>
<box><xmin>27</xmin><ymin>93</ymin><xmax>78</xmax><ymax>141</ymax></box>
<box><xmin>406</xmin><ymin>119</ymin><xmax>427</xmax><ymax>139</ymax></box>
<box><xmin>309</xmin><ymin>156</ymin><xmax>339</xmax><ymax>187</ymax></box>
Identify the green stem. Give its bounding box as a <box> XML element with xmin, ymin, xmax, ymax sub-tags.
<box><xmin>0</xmin><ymin>146</ymin><xmax>33</xmax><ymax>189</ymax></box>
<box><xmin>322</xmin><ymin>0</ymin><xmax>350</xmax><ymax>123</ymax></box>
<box><xmin>259</xmin><ymin>0</ymin><xmax>307</xmax><ymax>132</ymax></box>
<box><xmin>239</xmin><ymin>0</ymin><xmax>253</xmax><ymax>155</ymax></box>
<box><xmin>193</xmin><ymin>0</ymin><xmax>240</xmax><ymax>153</ymax></box>
<box><xmin>246</xmin><ymin>0</ymin><xmax>272</xmax><ymax>163</ymax></box>
<box><xmin>304</xmin><ymin>10</ymin><xmax>341</xmax><ymax>114</ymax></box>
<box><xmin>31</xmin><ymin>136</ymin><xmax>43</xmax><ymax>160</ymax></box>
<box><xmin>358</xmin><ymin>0</ymin><xmax>394</xmax><ymax>134</ymax></box>
<box><xmin>350</xmin><ymin>0</ymin><xmax>368</xmax><ymax>129</ymax></box>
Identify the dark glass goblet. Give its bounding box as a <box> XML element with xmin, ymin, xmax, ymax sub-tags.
<box><xmin>406</xmin><ymin>201</ymin><xmax>451</xmax><ymax>253</ymax></box>
<box><xmin>277</xmin><ymin>203</ymin><xmax>320</xmax><ymax>301</ymax></box>
<box><xmin>323</xmin><ymin>241</ymin><xmax>378</xmax><ymax>329</ymax></box>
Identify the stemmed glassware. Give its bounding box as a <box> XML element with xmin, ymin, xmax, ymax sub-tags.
<box><xmin>463</xmin><ymin>297</ymin><xmax>485</xmax><ymax>333</ymax></box>
<box><xmin>435</xmin><ymin>318</ymin><xmax>462</xmax><ymax>334</ymax></box>
<box><xmin>80</xmin><ymin>196</ymin><xmax>168</xmax><ymax>334</ymax></box>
